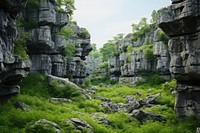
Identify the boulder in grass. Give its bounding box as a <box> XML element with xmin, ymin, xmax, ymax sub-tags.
<box><xmin>130</xmin><ymin>110</ymin><xmax>166</xmax><ymax>123</ymax></box>
<box><xmin>66</xmin><ymin>118</ymin><xmax>93</xmax><ymax>133</ymax></box>
<box><xmin>27</xmin><ymin>119</ymin><xmax>61</xmax><ymax>133</ymax></box>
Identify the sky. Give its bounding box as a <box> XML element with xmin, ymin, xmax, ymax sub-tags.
<box><xmin>73</xmin><ymin>0</ymin><xmax>171</xmax><ymax>49</ymax></box>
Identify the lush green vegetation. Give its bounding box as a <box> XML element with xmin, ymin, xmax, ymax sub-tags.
<box><xmin>0</xmin><ymin>74</ymin><xmax>199</xmax><ymax>133</ymax></box>
<box><xmin>57</xmin><ymin>27</ymin><xmax>75</xmax><ymax>57</ymax></box>
<box><xmin>80</xmin><ymin>28</ymin><xmax>90</xmax><ymax>39</ymax></box>
<box><xmin>100</xmin><ymin>34</ymin><xmax>123</xmax><ymax>62</ymax></box>
<box><xmin>127</xmin><ymin>44</ymin><xmax>154</xmax><ymax>59</ymax></box>
<box><xmin>89</xmin><ymin>43</ymin><xmax>103</xmax><ymax>59</ymax></box>
<box><xmin>131</xmin><ymin>18</ymin><xmax>151</xmax><ymax>42</ymax></box>
<box><xmin>16</xmin><ymin>17</ymin><xmax>38</xmax><ymax>30</ymax></box>
<box><xmin>26</xmin><ymin>0</ymin><xmax>41</xmax><ymax>8</ymax></box>
<box><xmin>158</xmin><ymin>29</ymin><xmax>168</xmax><ymax>45</ymax></box>
<box><xmin>58</xmin><ymin>27</ymin><xmax>74</xmax><ymax>40</ymax></box>
<box><xmin>65</xmin><ymin>43</ymin><xmax>75</xmax><ymax>57</ymax></box>
<box><xmin>14</xmin><ymin>32</ymin><xmax>30</xmax><ymax>59</ymax></box>
<box><xmin>56</xmin><ymin>0</ymin><xmax>75</xmax><ymax>14</ymax></box>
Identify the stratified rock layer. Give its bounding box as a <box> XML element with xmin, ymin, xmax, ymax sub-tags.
<box><xmin>157</xmin><ymin>0</ymin><xmax>200</xmax><ymax>117</ymax></box>
<box><xmin>0</xmin><ymin>0</ymin><xmax>31</xmax><ymax>97</ymax></box>
<box><xmin>23</xmin><ymin>0</ymin><xmax>91</xmax><ymax>84</ymax></box>
<box><xmin>67</xmin><ymin>23</ymin><xmax>92</xmax><ymax>84</ymax></box>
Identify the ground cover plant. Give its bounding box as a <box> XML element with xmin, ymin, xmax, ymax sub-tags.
<box><xmin>0</xmin><ymin>74</ymin><xmax>199</xmax><ymax>133</ymax></box>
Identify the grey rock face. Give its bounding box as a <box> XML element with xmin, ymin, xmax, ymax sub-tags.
<box><xmin>67</xmin><ymin>24</ymin><xmax>92</xmax><ymax>84</ymax></box>
<box><xmin>108</xmin><ymin>56</ymin><xmax>120</xmax><ymax>81</ymax></box>
<box><xmin>0</xmin><ymin>0</ymin><xmax>31</xmax><ymax>97</ymax></box>
<box><xmin>22</xmin><ymin>0</ymin><xmax>91</xmax><ymax>84</ymax></box>
<box><xmin>23</xmin><ymin>0</ymin><xmax>68</xmax><ymax>77</ymax></box>
<box><xmin>157</xmin><ymin>0</ymin><xmax>200</xmax><ymax>117</ymax></box>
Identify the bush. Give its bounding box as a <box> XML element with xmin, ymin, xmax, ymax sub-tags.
<box><xmin>126</xmin><ymin>44</ymin><xmax>154</xmax><ymax>59</ymax></box>
<box><xmin>65</xmin><ymin>43</ymin><xmax>75</xmax><ymax>57</ymax></box>
<box><xmin>56</xmin><ymin>0</ymin><xmax>75</xmax><ymax>15</ymax></box>
<box><xmin>84</xmin><ymin>78</ymin><xmax>91</xmax><ymax>88</ymax></box>
<box><xmin>146</xmin><ymin>74</ymin><xmax>167</xmax><ymax>86</ymax></box>
<box><xmin>143</xmin><ymin>47</ymin><xmax>153</xmax><ymax>59</ymax></box>
<box><xmin>27</xmin><ymin>0</ymin><xmax>41</xmax><ymax>8</ymax></box>
<box><xmin>90</xmin><ymin>76</ymin><xmax>111</xmax><ymax>85</ymax></box>
<box><xmin>158</xmin><ymin>29</ymin><xmax>168</xmax><ymax>45</ymax></box>
<box><xmin>20</xmin><ymin>74</ymin><xmax>50</xmax><ymax>98</ymax></box>
<box><xmin>14</xmin><ymin>32</ymin><xmax>29</xmax><ymax>59</ymax></box>
<box><xmin>58</xmin><ymin>27</ymin><xmax>74</xmax><ymax>40</ymax></box>
<box><xmin>80</xmin><ymin>28</ymin><xmax>90</xmax><ymax>38</ymax></box>
<box><xmin>99</xmin><ymin>62</ymin><xmax>108</xmax><ymax>69</ymax></box>
<box><xmin>16</xmin><ymin>17</ymin><xmax>38</xmax><ymax>30</ymax></box>
<box><xmin>49</xmin><ymin>80</ymin><xmax>81</xmax><ymax>99</ymax></box>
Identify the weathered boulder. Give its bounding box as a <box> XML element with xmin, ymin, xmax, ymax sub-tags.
<box><xmin>157</xmin><ymin>0</ymin><xmax>200</xmax><ymax>117</ymax></box>
<box><xmin>28</xmin><ymin>119</ymin><xmax>61</xmax><ymax>133</ymax></box>
<box><xmin>139</xmin><ymin>93</ymin><xmax>161</xmax><ymax>106</ymax></box>
<box><xmin>125</xmin><ymin>96</ymin><xmax>141</xmax><ymax>113</ymax></box>
<box><xmin>48</xmin><ymin>75</ymin><xmax>80</xmax><ymax>90</ymax></box>
<box><xmin>130</xmin><ymin>110</ymin><xmax>166</xmax><ymax>123</ymax></box>
<box><xmin>66</xmin><ymin>118</ymin><xmax>93</xmax><ymax>133</ymax></box>
<box><xmin>14</xmin><ymin>101</ymin><xmax>31</xmax><ymax>111</ymax></box>
<box><xmin>100</xmin><ymin>101</ymin><xmax>121</xmax><ymax>112</ymax></box>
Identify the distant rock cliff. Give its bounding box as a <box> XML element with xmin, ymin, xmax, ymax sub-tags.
<box><xmin>157</xmin><ymin>0</ymin><xmax>200</xmax><ymax>117</ymax></box>
<box><xmin>0</xmin><ymin>0</ymin><xmax>31</xmax><ymax>97</ymax></box>
<box><xmin>107</xmin><ymin>25</ymin><xmax>170</xmax><ymax>84</ymax></box>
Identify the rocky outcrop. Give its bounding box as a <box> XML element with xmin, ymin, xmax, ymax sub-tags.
<box><xmin>157</xmin><ymin>0</ymin><xmax>200</xmax><ymax>117</ymax></box>
<box><xmin>21</xmin><ymin>0</ymin><xmax>91</xmax><ymax>84</ymax></box>
<box><xmin>66</xmin><ymin>118</ymin><xmax>94</xmax><ymax>133</ymax></box>
<box><xmin>23</xmin><ymin>0</ymin><xmax>68</xmax><ymax>77</ymax></box>
<box><xmin>130</xmin><ymin>110</ymin><xmax>166</xmax><ymax>123</ymax></box>
<box><xmin>67</xmin><ymin>24</ymin><xmax>92</xmax><ymax>84</ymax></box>
<box><xmin>85</xmin><ymin>55</ymin><xmax>103</xmax><ymax>77</ymax></box>
<box><xmin>28</xmin><ymin>119</ymin><xmax>61</xmax><ymax>133</ymax></box>
<box><xmin>0</xmin><ymin>0</ymin><xmax>31</xmax><ymax>97</ymax></box>
<box><xmin>108</xmin><ymin>25</ymin><xmax>170</xmax><ymax>84</ymax></box>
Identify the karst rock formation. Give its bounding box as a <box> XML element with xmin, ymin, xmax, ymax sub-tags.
<box><xmin>0</xmin><ymin>0</ymin><xmax>92</xmax><ymax>97</ymax></box>
<box><xmin>0</xmin><ymin>0</ymin><xmax>31</xmax><ymax>97</ymax></box>
<box><xmin>157</xmin><ymin>0</ymin><xmax>200</xmax><ymax>117</ymax></box>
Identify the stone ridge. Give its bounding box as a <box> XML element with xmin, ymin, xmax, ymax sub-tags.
<box><xmin>158</xmin><ymin>0</ymin><xmax>200</xmax><ymax>117</ymax></box>
<box><xmin>0</xmin><ymin>0</ymin><xmax>31</xmax><ymax>97</ymax></box>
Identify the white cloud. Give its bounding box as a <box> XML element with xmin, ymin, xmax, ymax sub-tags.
<box><xmin>74</xmin><ymin>0</ymin><xmax>122</xmax><ymax>23</ymax></box>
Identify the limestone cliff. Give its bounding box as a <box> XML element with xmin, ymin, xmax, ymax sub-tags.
<box><xmin>21</xmin><ymin>0</ymin><xmax>91</xmax><ymax>84</ymax></box>
<box><xmin>67</xmin><ymin>23</ymin><xmax>92</xmax><ymax>84</ymax></box>
<box><xmin>157</xmin><ymin>0</ymin><xmax>200</xmax><ymax>117</ymax></box>
<box><xmin>0</xmin><ymin>0</ymin><xmax>31</xmax><ymax>97</ymax></box>
<box><xmin>108</xmin><ymin>25</ymin><xmax>170</xmax><ymax>84</ymax></box>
